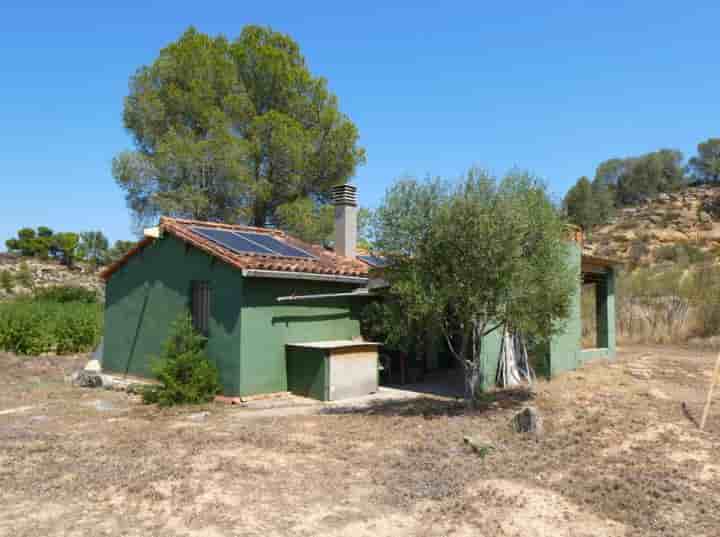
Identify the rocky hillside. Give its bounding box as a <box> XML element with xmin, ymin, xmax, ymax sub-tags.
<box><xmin>0</xmin><ymin>254</ymin><xmax>103</xmax><ymax>300</ymax></box>
<box><xmin>584</xmin><ymin>185</ymin><xmax>720</xmax><ymax>265</ymax></box>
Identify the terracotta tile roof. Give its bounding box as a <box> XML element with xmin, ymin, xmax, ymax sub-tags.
<box><xmin>101</xmin><ymin>217</ymin><xmax>369</xmax><ymax>281</ymax></box>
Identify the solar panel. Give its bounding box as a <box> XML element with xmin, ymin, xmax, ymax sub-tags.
<box><xmin>238</xmin><ymin>232</ymin><xmax>315</xmax><ymax>259</ymax></box>
<box><xmin>359</xmin><ymin>255</ymin><xmax>388</xmax><ymax>268</ymax></box>
<box><xmin>190</xmin><ymin>227</ymin><xmax>274</xmax><ymax>255</ymax></box>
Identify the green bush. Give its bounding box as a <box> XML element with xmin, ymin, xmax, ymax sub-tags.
<box><xmin>142</xmin><ymin>314</ymin><xmax>221</xmax><ymax>407</ymax></box>
<box><xmin>0</xmin><ymin>298</ymin><xmax>102</xmax><ymax>355</ymax></box>
<box><xmin>0</xmin><ymin>270</ymin><xmax>14</xmax><ymax>294</ymax></box>
<box><xmin>34</xmin><ymin>285</ymin><xmax>98</xmax><ymax>304</ymax></box>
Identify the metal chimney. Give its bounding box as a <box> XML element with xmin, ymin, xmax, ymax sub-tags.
<box><xmin>331</xmin><ymin>184</ymin><xmax>358</xmax><ymax>259</ymax></box>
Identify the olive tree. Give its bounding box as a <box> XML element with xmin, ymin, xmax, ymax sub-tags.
<box><xmin>372</xmin><ymin>169</ymin><xmax>575</xmax><ymax>404</ymax></box>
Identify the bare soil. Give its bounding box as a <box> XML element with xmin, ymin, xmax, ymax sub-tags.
<box><xmin>1</xmin><ymin>346</ymin><xmax>719</xmax><ymax>536</ymax></box>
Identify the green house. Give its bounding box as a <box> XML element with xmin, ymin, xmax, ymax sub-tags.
<box><xmin>100</xmin><ymin>210</ymin><xmax>374</xmax><ymax>397</ymax></box>
<box><xmin>100</xmin><ymin>183</ymin><xmax>618</xmax><ymax>398</ymax></box>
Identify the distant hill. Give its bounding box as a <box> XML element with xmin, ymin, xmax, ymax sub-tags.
<box><xmin>0</xmin><ymin>255</ymin><xmax>102</xmax><ymax>300</ymax></box>
<box><xmin>583</xmin><ymin>185</ymin><xmax>720</xmax><ymax>266</ymax></box>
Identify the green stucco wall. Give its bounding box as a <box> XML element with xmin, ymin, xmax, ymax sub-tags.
<box><xmin>475</xmin><ymin>241</ymin><xmax>617</xmax><ymax>388</ymax></box>
<box><xmin>103</xmin><ymin>235</ymin><xmax>244</xmax><ymax>395</ymax></box>
<box><xmin>239</xmin><ymin>278</ymin><xmax>366</xmax><ymax>396</ymax></box>
<box><xmin>549</xmin><ymin>242</ymin><xmax>583</xmax><ymax>376</ymax></box>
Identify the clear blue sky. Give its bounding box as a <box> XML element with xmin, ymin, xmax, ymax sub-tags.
<box><xmin>2</xmin><ymin>1</ymin><xmax>719</xmax><ymax>248</ymax></box>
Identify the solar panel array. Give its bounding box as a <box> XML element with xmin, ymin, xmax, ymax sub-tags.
<box><xmin>191</xmin><ymin>227</ymin><xmax>315</xmax><ymax>259</ymax></box>
<box><xmin>358</xmin><ymin>254</ymin><xmax>388</xmax><ymax>268</ymax></box>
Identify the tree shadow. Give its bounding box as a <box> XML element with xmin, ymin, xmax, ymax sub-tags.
<box><xmin>321</xmin><ymin>387</ymin><xmax>534</xmax><ymax>418</ymax></box>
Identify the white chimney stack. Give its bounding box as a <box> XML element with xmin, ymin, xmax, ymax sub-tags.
<box><xmin>331</xmin><ymin>184</ymin><xmax>358</xmax><ymax>259</ymax></box>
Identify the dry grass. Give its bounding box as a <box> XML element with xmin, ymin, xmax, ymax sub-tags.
<box><xmin>1</xmin><ymin>346</ymin><xmax>719</xmax><ymax>536</ymax></box>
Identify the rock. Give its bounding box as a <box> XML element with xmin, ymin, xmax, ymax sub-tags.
<box><xmin>189</xmin><ymin>411</ymin><xmax>210</xmax><ymax>422</ymax></box>
<box><xmin>511</xmin><ymin>406</ymin><xmax>543</xmax><ymax>435</ymax></box>
<box><xmin>652</xmin><ymin>229</ymin><xmax>688</xmax><ymax>243</ymax></box>
<box><xmin>93</xmin><ymin>400</ymin><xmax>114</xmax><ymax>412</ymax></box>
<box><xmin>100</xmin><ymin>375</ymin><xmax>115</xmax><ymax>389</ymax></box>
<box><xmin>72</xmin><ymin>370</ymin><xmax>103</xmax><ymax>388</ymax></box>
<box><xmin>463</xmin><ymin>436</ymin><xmax>494</xmax><ymax>457</ymax></box>
<box><xmin>657</xmin><ymin>193</ymin><xmax>671</xmax><ymax>203</ymax></box>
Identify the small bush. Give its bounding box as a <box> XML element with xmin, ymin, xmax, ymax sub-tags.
<box><xmin>34</xmin><ymin>285</ymin><xmax>98</xmax><ymax>304</ymax></box>
<box><xmin>142</xmin><ymin>314</ymin><xmax>221</xmax><ymax>407</ymax></box>
<box><xmin>0</xmin><ymin>298</ymin><xmax>102</xmax><ymax>355</ymax></box>
<box><xmin>0</xmin><ymin>270</ymin><xmax>14</xmax><ymax>294</ymax></box>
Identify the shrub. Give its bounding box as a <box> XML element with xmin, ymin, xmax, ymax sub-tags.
<box><xmin>142</xmin><ymin>314</ymin><xmax>221</xmax><ymax>406</ymax></box>
<box><xmin>0</xmin><ymin>298</ymin><xmax>102</xmax><ymax>355</ymax></box>
<box><xmin>34</xmin><ymin>285</ymin><xmax>98</xmax><ymax>304</ymax></box>
<box><xmin>0</xmin><ymin>270</ymin><xmax>14</xmax><ymax>294</ymax></box>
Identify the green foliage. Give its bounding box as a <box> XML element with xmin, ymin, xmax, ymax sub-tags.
<box><xmin>142</xmin><ymin>314</ymin><xmax>221</xmax><ymax>406</ymax></box>
<box><xmin>688</xmin><ymin>138</ymin><xmax>720</xmax><ymax>183</ymax></box>
<box><xmin>275</xmin><ymin>198</ymin><xmax>335</xmax><ymax>244</ymax></box>
<box><xmin>565</xmin><ymin>148</ymin><xmax>687</xmax><ymax>231</ymax></box>
<box><xmin>372</xmin><ymin>169</ymin><xmax>575</xmax><ymax>401</ymax></box>
<box><xmin>0</xmin><ymin>295</ymin><xmax>102</xmax><ymax>355</ymax></box>
<box><xmin>5</xmin><ymin>227</ymin><xmax>55</xmax><ymax>258</ymax></box>
<box><xmin>563</xmin><ymin>177</ymin><xmax>595</xmax><ymax>230</ymax></box>
<box><xmin>275</xmin><ymin>197</ymin><xmax>372</xmax><ymax>247</ymax></box>
<box><xmin>615</xmin><ymin>149</ymin><xmax>686</xmax><ymax>205</ymax></box>
<box><xmin>107</xmin><ymin>240</ymin><xmax>137</xmax><ymax>263</ymax></box>
<box><xmin>33</xmin><ymin>285</ymin><xmax>98</xmax><ymax>304</ymax></box>
<box><xmin>53</xmin><ymin>232</ymin><xmax>79</xmax><ymax>267</ymax></box>
<box><xmin>78</xmin><ymin>231</ymin><xmax>109</xmax><ymax>266</ymax></box>
<box><xmin>114</xmin><ymin>25</ymin><xmax>365</xmax><ymax>229</ymax></box>
<box><xmin>0</xmin><ymin>270</ymin><xmax>14</xmax><ymax>294</ymax></box>
<box><xmin>563</xmin><ymin>176</ymin><xmax>614</xmax><ymax>230</ymax></box>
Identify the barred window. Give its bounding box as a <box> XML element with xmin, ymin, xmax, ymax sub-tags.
<box><xmin>191</xmin><ymin>281</ymin><xmax>210</xmax><ymax>336</ymax></box>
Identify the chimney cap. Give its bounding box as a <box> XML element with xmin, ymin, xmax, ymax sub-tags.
<box><xmin>331</xmin><ymin>184</ymin><xmax>358</xmax><ymax>207</ymax></box>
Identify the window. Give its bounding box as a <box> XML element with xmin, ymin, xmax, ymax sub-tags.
<box><xmin>191</xmin><ymin>281</ymin><xmax>210</xmax><ymax>336</ymax></box>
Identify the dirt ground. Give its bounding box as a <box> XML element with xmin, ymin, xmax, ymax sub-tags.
<box><xmin>1</xmin><ymin>346</ymin><xmax>719</xmax><ymax>537</ymax></box>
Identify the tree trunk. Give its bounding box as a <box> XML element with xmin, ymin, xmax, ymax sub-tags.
<box><xmin>251</xmin><ymin>201</ymin><xmax>268</xmax><ymax>227</ymax></box>
<box><xmin>462</xmin><ymin>321</ymin><xmax>485</xmax><ymax>407</ymax></box>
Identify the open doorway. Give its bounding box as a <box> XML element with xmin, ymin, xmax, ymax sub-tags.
<box><xmin>582</xmin><ymin>282</ymin><xmax>598</xmax><ymax>349</ymax></box>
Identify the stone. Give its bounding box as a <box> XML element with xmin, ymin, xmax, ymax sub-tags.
<box><xmin>72</xmin><ymin>370</ymin><xmax>103</xmax><ymax>388</ymax></box>
<box><xmin>657</xmin><ymin>193</ymin><xmax>671</xmax><ymax>203</ymax></box>
<box><xmin>463</xmin><ymin>436</ymin><xmax>495</xmax><ymax>457</ymax></box>
<box><xmin>93</xmin><ymin>400</ymin><xmax>114</xmax><ymax>411</ymax></box>
<box><xmin>511</xmin><ymin>406</ymin><xmax>543</xmax><ymax>435</ymax></box>
<box><xmin>698</xmin><ymin>211</ymin><xmax>712</xmax><ymax>223</ymax></box>
<box><xmin>189</xmin><ymin>411</ymin><xmax>210</xmax><ymax>422</ymax></box>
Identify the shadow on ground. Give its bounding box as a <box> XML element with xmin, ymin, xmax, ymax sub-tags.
<box><xmin>322</xmin><ymin>388</ymin><xmax>534</xmax><ymax>418</ymax></box>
